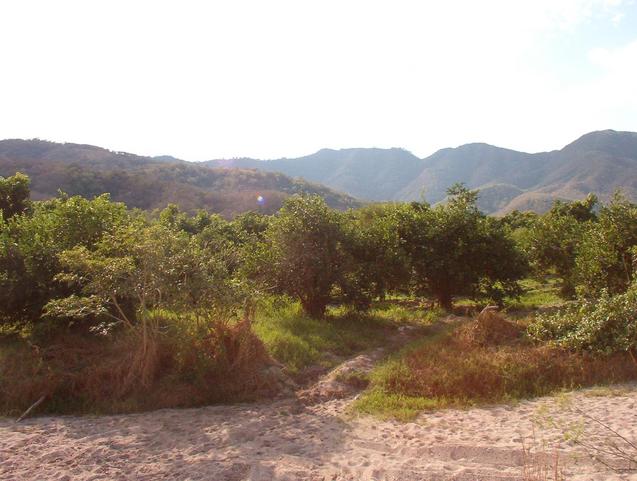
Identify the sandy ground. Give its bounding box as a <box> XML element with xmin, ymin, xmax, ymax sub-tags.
<box><xmin>3</xmin><ymin>323</ymin><xmax>637</xmax><ymax>480</ymax></box>
<box><xmin>3</xmin><ymin>389</ymin><xmax>637</xmax><ymax>481</ymax></box>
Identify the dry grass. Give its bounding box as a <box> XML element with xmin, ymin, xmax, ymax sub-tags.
<box><xmin>355</xmin><ymin>311</ymin><xmax>637</xmax><ymax>419</ymax></box>
<box><xmin>0</xmin><ymin>316</ymin><xmax>275</xmax><ymax>417</ymax></box>
<box><xmin>522</xmin><ymin>434</ymin><xmax>565</xmax><ymax>481</ymax></box>
<box><xmin>457</xmin><ymin>309</ymin><xmax>523</xmax><ymax>346</ymax></box>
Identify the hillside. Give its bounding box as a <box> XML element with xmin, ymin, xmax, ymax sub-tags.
<box><xmin>208</xmin><ymin>130</ymin><xmax>637</xmax><ymax>214</ymax></box>
<box><xmin>3</xmin><ymin>131</ymin><xmax>636</xmax><ymax>216</ymax></box>
<box><xmin>209</xmin><ymin>148</ymin><xmax>424</xmax><ymax>202</ymax></box>
<box><xmin>0</xmin><ymin>140</ymin><xmax>361</xmax><ymax>217</ymax></box>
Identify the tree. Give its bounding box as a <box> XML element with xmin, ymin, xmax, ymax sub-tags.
<box><xmin>396</xmin><ymin>184</ymin><xmax>526</xmax><ymax>308</ymax></box>
<box><xmin>0</xmin><ymin>172</ymin><xmax>31</xmax><ymax>219</ymax></box>
<box><xmin>250</xmin><ymin>195</ymin><xmax>346</xmax><ymax>317</ymax></box>
<box><xmin>338</xmin><ymin>204</ymin><xmax>410</xmax><ymax>309</ymax></box>
<box><xmin>519</xmin><ymin>195</ymin><xmax>597</xmax><ymax>297</ymax></box>
<box><xmin>46</xmin><ymin>222</ymin><xmax>240</xmax><ymax>329</ymax></box>
<box><xmin>0</xmin><ymin>193</ymin><xmax>129</xmax><ymax>325</ymax></box>
<box><xmin>575</xmin><ymin>192</ymin><xmax>637</xmax><ymax>297</ymax></box>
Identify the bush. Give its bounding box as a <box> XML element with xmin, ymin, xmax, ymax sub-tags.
<box><xmin>248</xmin><ymin>195</ymin><xmax>348</xmax><ymax>317</ymax></box>
<box><xmin>528</xmin><ymin>283</ymin><xmax>637</xmax><ymax>354</ymax></box>
<box><xmin>394</xmin><ymin>184</ymin><xmax>527</xmax><ymax>308</ymax></box>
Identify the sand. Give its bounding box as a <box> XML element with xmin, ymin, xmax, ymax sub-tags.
<box><xmin>3</xmin><ymin>325</ymin><xmax>637</xmax><ymax>480</ymax></box>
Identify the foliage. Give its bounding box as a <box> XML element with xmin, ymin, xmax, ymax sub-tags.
<box><xmin>395</xmin><ymin>184</ymin><xmax>527</xmax><ymax>307</ymax></box>
<box><xmin>249</xmin><ymin>195</ymin><xmax>348</xmax><ymax>317</ymax></box>
<box><xmin>47</xmin><ymin>222</ymin><xmax>240</xmax><ymax>330</ymax></box>
<box><xmin>338</xmin><ymin>204</ymin><xmax>410</xmax><ymax>310</ymax></box>
<box><xmin>575</xmin><ymin>193</ymin><xmax>637</xmax><ymax>297</ymax></box>
<box><xmin>519</xmin><ymin>195</ymin><xmax>597</xmax><ymax>297</ymax></box>
<box><xmin>0</xmin><ymin>172</ymin><xmax>31</xmax><ymax>219</ymax></box>
<box><xmin>528</xmin><ymin>282</ymin><xmax>637</xmax><ymax>354</ymax></box>
<box><xmin>0</xmin><ymin>193</ymin><xmax>129</xmax><ymax>325</ymax></box>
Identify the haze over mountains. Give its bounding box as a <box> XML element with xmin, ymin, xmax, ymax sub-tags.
<box><xmin>208</xmin><ymin>130</ymin><xmax>637</xmax><ymax>214</ymax></box>
<box><xmin>1</xmin><ymin>129</ymin><xmax>636</xmax><ymax>216</ymax></box>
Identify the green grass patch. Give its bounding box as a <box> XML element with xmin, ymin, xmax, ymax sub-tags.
<box><xmin>253</xmin><ymin>299</ymin><xmax>391</xmax><ymax>373</ymax></box>
<box><xmin>253</xmin><ymin>297</ymin><xmax>444</xmax><ymax>373</ymax></box>
<box><xmin>507</xmin><ymin>277</ymin><xmax>562</xmax><ymax>310</ymax></box>
<box><xmin>354</xmin><ymin>389</ymin><xmax>445</xmax><ymax>421</ymax></box>
<box><xmin>363</xmin><ymin>298</ymin><xmax>445</xmax><ymax>325</ymax></box>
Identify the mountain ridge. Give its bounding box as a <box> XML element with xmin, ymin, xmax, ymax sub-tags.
<box><xmin>0</xmin><ymin>139</ymin><xmax>361</xmax><ymax>217</ymax></box>
<box><xmin>206</xmin><ymin>129</ymin><xmax>637</xmax><ymax>214</ymax></box>
<box><xmin>1</xmin><ymin>130</ymin><xmax>636</xmax><ymax>215</ymax></box>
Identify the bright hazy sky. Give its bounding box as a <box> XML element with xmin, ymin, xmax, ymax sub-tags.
<box><xmin>1</xmin><ymin>0</ymin><xmax>636</xmax><ymax>160</ymax></box>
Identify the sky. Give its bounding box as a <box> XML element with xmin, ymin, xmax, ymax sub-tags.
<box><xmin>1</xmin><ymin>0</ymin><xmax>636</xmax><ymax>161</ymax></box>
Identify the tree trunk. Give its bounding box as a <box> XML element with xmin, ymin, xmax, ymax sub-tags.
<box><xmin>301</xmin><ymin>297</ymin><xmax>327</xmax><ymax>318</ymax></box>
<box><xmin>437</xmin><ymin>291</ymin><xmax>453</xmax><ymax>310</ymax></box>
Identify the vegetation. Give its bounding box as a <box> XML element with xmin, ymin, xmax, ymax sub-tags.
<box><xmin>354</xmin><ymin>190</ymin><xmax>637</xmax><ymax>420</ymax></box>
<box><xmin>396</xmin><ymin>184</ymin><xmax>527</xmax><ymax>307</ymax></box>
<box><xmin>252</xmin><ymin>299</ymin><xmax>391</xmax><ymax>373</ymax></box>
<box><xmin>205</xmin><ymin>129</ymin><xmax>637</xmax><ymax>215</ymax></box>
<box><xmin>0</xmin><ymin>139</ymin><xmax>360</xmax><ymax>217</ymax></box>
<box><xmin>2</xmin><ymin>169</ymin><xmax>637</xmax><ymax>418</ymax></box>
<box><xmin>355</xmin><ymin>311</ymin><xmax>637</xmax><ymax>420</ymax></box>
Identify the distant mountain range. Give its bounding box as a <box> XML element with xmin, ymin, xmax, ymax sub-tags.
<box><xmin>207</xmin><ymin>130</ymin><xmax>637</xmax><ymax>214</ymax></box>
<box><xmin>0</xmin><ymin>140</ymin><xmax>360</xmax><ymax>217</ymax></box>
<box><xmin>1</xmin><ymin>129</ymin><xmax>636</xmax><ymax>216</ymax></box>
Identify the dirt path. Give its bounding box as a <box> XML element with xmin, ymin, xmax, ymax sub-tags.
<box><xmin>2</xmin><ymin>319</ymin><xmax>637</xmax><ymax>481</ymax></box>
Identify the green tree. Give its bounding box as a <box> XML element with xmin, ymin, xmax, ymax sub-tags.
<box><xmin>519</xmin><ymin>195</ymin><xmax>597</xmax><ymax>297</ymax></box>
<box><xmin>0</xmin><ymin>172</ymin><xmax>31</xmax><ymax>219</ymax></box>
<box><xmin>396</xmin><ymin>184</ymin><xmax>526</xmax><ymax>308</ymax></box>
<box><xmin>338</xmin><ymin>204</ymin><xmax>410</xmax><ymax>309</ymax></box>
<box><xmin>46</xmin><ymin>222</ymin><xmax>239</xmax><ymax>329</ymax></box>
<box><xmin>0</xmin><ymin>193</ymin><xmax>129</xmax><ymax>325</ymax></box>
<box><xmin>575</xmin><ymin>192</ymin><xmax>637</xmax><ymax>297</ymax></box>
<box><xmin>250</xmin><ymin>195</ymin><xmax>346</xmax><ymax>317</ymax></box>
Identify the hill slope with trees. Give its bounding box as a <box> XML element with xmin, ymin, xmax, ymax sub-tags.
<box><xmin>0</xmin><ymin>140</ymin><xmax>360</xmax><ymax>217</ymax></box>
<box><xmin>208</xmin><ymin>130</ymin><xmax>637</xmax><ymax>214</ymax></box>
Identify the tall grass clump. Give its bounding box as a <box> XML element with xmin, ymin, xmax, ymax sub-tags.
<box><xmin>0</xmin><ymin>314</ymin><xmax>274</xmax><ymax>416</ymax></box>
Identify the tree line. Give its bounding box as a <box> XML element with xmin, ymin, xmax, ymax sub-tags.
<box><xmin>1</xmin><ymin>173</ymin><xmax>529</xmax><ymax>332</ymax></box>
<box><xmin>2</xmin><ymin>171</ymin><xmax>637</xmax><ymax>351</ymax></box>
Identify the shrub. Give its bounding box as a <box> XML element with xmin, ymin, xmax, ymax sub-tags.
<box><xmin>394</xmin><ymin>184</ymin><xmax>527</xmax><ymax>308</ymax></box>
<box><xmin>528</xmin><ymin>283</ymin><xmax>637</xmax><ymax>354</ymax></box>
<box><xmin>248</xmin><ymin>195</ymin><xmax>348</xmax><ymax>317</ymax></box>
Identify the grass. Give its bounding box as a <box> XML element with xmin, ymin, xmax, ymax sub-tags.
<box><xmin>353</xmin><ymin>311</ymin><xmax>637</xmax><ymax>421</ymax></box>
<box><xmin>253</xmin><ymin>297</ymin><xmax>439</xmax><ymax>373</ymax></box>
<box><xmin>582</xmin><ymin>385</ymin><xmax>634</xmax><ymax>397</ymax></box>
<box><xmin>1</xmin><ymin>296</ymin><xmax>444</xmax><ymax>417</ymax></box>
<box><xmin>0</xmin><ymin>314</ymin><xmax>274</xmax><ymax>417</ymax></box>
<box><xmin>354</xmin><ymin>389</ymin><xmax>444</xmax><ymax>421</ymax></box>
<box><xmin>507</xmin><ymin>277</ymin><xmax>563</xmax><ymax>311</ymax></box>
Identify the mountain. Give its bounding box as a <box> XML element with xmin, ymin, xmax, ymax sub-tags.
<box><xmin>207</xmin><ymin>148</ymin><xmax>424</xmax><ymax>201</ymax></box>
<box><xmin>0</xmin><ymin>140</ymin><xmax>361</xmax><ymax>217</ymax></box>
<box><xmin>3</xmin><ymin>130</ymin><xmax>636</xmax><ymax>216</ymax></box>
<box><xmin>208</xmin><ymin>130</ymin><xmax>637</xmax><ymax>214</ymax></box>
